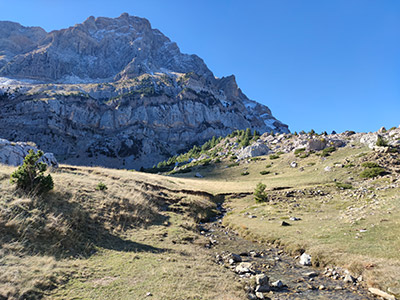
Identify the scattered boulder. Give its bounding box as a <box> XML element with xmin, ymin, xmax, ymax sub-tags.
<box><xmin>238</xmin><ymin>142</ymin><xmax>271</xmax><ymax>160</ymax></box>
<box><xmin>299</xmin><ymin>253</ymin><xmax>312</xmax><ymax>266</ymax></box>
<box><xmin>307</xmin><ymin>139</ymin><xmax>327</xmax><ymax>151</ymax></box>
<box><xmin>0</xmin><ymin>138</ymin><xmax>58</xmax><ymax>167</ymax></box>
<box><xmin>324</xmin><ymin>166</ymin><xmax>332</xmax><ymax>172</ymax></box>
<box><xmin>290</xmin><ymin>161</ymin><xmax>298</xmax><ymax>168</ymax></box>
<box><xmin>281</xmin><ymin>221</ymin><xmax>291</xmax><ymax>226</ymax></box>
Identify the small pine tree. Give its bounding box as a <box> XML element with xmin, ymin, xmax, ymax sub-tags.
<box><xmin>376</xmin><ymin>135</ymin><xmax>388</xmax><ymax>147</ymax></box>
<box><xmin>254</xmin><ymin>182</ymin><xmax>268</xmax><ymax>203</ymax></box>
<box><xmin>10</xmin><ymin>150</ymin><xmax>54</xmax><ymax>195</ymax></box>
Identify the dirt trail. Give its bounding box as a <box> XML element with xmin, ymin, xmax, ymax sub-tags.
<box><xmin>200</xmin><ymin>204</ymin><xmax>375</xmax><ymax>300</ymax></box>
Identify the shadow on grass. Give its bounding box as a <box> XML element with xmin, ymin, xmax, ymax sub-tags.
<box><xmin>0</xmin><ymin>190</ymin><xmax>169</xmax><ymax>258</ymax></box>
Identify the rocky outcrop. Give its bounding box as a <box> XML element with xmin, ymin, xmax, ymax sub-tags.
<box><xmin>0</xmin><ymin>13</ymin><xmax>289</xmax><ymax>169</ymax></box>
<box><xmin>0</xmin><ymin>138</ymin><xmax>58</xmax><ymax>167</ymax></box>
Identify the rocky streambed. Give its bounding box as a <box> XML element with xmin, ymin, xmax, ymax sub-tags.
<box><xmin>199</xmin><ymin>204</ymin><xmax>379</xmax><ymax>300</ymax></box>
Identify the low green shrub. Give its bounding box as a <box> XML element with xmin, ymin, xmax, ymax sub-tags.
<box><xmin>228</xmin><ymin>162</ymin><xmax>239</xmax><ymax>168</ymax></box>
<box><xmin>335</xmin><ymin>182</ymin><xmax>353</xmax><ymax>189</ymax></box>
<box><xmin>265</xmin><ymin>164</ymin><xmax>272</xmax><ymax>168</ymax></box>
<box><xmin>10</xmin><ymin>150</ymin><xmax>54</xmax><ymax>195</ymax></box>
<box><xmin>361</xmin><ymin>162</ymin><xmax>380</xmax><ymax>168</ymax></box>
<box><xmin>360</xmin><ymin>167</ymin><xmax>385</xmax><ymax>179</ymax></box>
<box><xmin>269</xmin><ymin>154</ymin><xmax>280</xmax><ymax>160</ymax></box>
<box><xmin>376</xmin><ymin>136</ymin><xmax>388</xmax><ymax>147</ymax></box>
<box><xmin>294</xmin><ymin>148</ymin><xmax>306</xmax><ymax>155</ymax></box>
<box><xmin>241</xmin><ymin>171</ymin><xmax>250</xmax><ymax>176</ymax></box>
<box><xmin>321</xmin><ymin>146</ymin><xmax>336</xmax><ymax>157</ymax></box>
<box><xmin>96</xmin><ymin>182</ymin><xmax>108</xmax><ymax>191</ymax></box>
<box><xmin>254</xmin><ymin>182</ymin><xmax>268</xmax><ymax>203</ymax></box>
<box><xmin>260</xmin><ymin>170</ymin><xmax>270</xmax><ymax>175</ymax></box>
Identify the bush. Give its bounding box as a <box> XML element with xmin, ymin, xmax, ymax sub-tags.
<box><xmin>269</xmin><ymin>154</ymin><xmax>280</xmax><ymax>160</ymax></box>
<box><xmin>96</xmin><ymin>182</ymin><xmax>108</xmax><ymax>191</ymax></box>
<box><xmin>321</xmin><ymin>146</ymin><xmax>336</xmax><ymax>157</ymax></box>
<box><xmin>294</xmin><ymin>148</ymin><xmax>306</xmax><ymax>155</ymax></box>
<box><xmin>254</xmin><ymin>182</ymin><xmax>267</xmax><ymax>203</ymax></box>
<box><xmin>265</xmin><ymin>164</ymin><xmax>272</xmax><ymax>168</ymax></box>
<box><xmin>10</xmin><ymin>150</ymin><xmax>54</xmax><ymax>195</ymax></box>
<box><xmin>241</xmin><ymin>171</ymin><xmax>250</xmax><ymax>176</ymax></box>
<box><xmin>335</xmin><ymin>182</ymin><xmax>352</xmax><ymax>189</ymax></box>
<box><xmin>361</xmin><ymin>162</ymin><xmax>380</xmax><ymax>168</ymax></box>
<box><xmin>360</xmin><ymin>167</ymin><xmax>385</xmax><ymax>179</ymax></box>
<box><xmin>260</xmin><ymin>170</ymin><xmax>270</xmax><ymax>175</ymax></box>
<box><xmin>299</xmin><ymin>152</ymin><xmax>310</xmax><ymax>159</ymax></box>
<box><xmin>228</xmin><ymin>162</ymin><xmax>240</xmax><ymax>168</ymax></box>
<box><xmin>376</xmin><ymin>136</ymin><xmax>388</xmax><ymax>147</ymax></box>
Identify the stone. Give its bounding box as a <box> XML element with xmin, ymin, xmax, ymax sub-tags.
<box><xmin>290</xmin><ymin>161</ymin><xmax>298</xmax><ymax>168</ymax></box>
<box><xmin>235</xmin><ymin>262</ymin><xmax>252</xmax><ymax>274</ymax></box>
<box><xmin>255</xmin><ymin>285</ymin><xmax>270</xmax><ymax>293</ymax></box>
<box><xmin>195</xmin><ymin>173</ymin><xmax>203</xmax><ymax>178</ymax></box>
<box><xmin>368</xmin><ymin>288</ymin><xmax>396</xmax><ymax>300</ymax></box>
<box><xmin>304</xmin><ymin>271</ymin><xmax>319</xmax><ymax>278</ymax></box>
<box><xmin>255</xmin><ymin>292</ymin><xmax>264</xmax><ymax>299</ymax></box>
<box><xmin>281</xmin><ymin>221</ymin><xmax>291</xmax><ymax>226</ymax></box>
<box><xmin>227</xmin><ymin>253</ymin><xmax>242</xmax><ymax>263</ymax></box>
<box><xmin>324</xmin><ymin>166</ymin><xmax>332</xmax><ymax>172</ymax></box>
<box><xmin>343</xmin><ymin>274</ymin><xmax>355</xmax><ymax>283</ymax></box>
<box><xmin>271</xmin><ymin>280</ymin><xmax>284</xmax><ymax>288</ymax></box>
<box><xmin>299</xmin><ymin>253</ymin><xmax>312</xmax><ymax>266</ymax></box>
<box><xmin>307</xmin><ymin>139</ymin><xmax>327</xmax><ymax>151</ymax></box>
<box><xmin>290</xmin><ymin>217</ymin><xmax>301</xmax><ymax>221</ymax></box>
<box><xmin>247</xmin><ymin>293</ymin><xmax>257</xmax><ymax>300</ymax></box>
<box><xmin>0</xmin><ymin>138</ymin><xmax>58</xmax><ymax>167</ymax></box>
<box><xmin>255</xmin><ymin>274</ymin><xmax>269</xmax><ymax>286</ymax></box>
<box><xmin>238</xmin><ymin>142</ymin><xmax>271</xmax><ymax>160</ymax></box>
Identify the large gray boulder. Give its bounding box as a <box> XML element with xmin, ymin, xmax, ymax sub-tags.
<box><xmin>238</xmin><ymin>142</ymin><xmax>271</xmax><ymax>159</ymax></box>
<box><xmin>0</xmin><ymin>138</ymin><xmax>58</xmax><ymax>167</ymax></box>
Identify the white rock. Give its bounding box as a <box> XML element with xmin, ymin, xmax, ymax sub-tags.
<box><xmin>299</xmin><ymin>253</ymin><xmax>312</xmax><ymax>266</ymax></box>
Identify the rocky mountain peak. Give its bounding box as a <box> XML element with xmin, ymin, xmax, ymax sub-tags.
<box><xmin>0</xmin><ymin>13</ymin><xmax>289</xmax><ymax>169</ymax></box>
<box><xmin>0</xmin><ymin>13</ymin><xmax>212</xmax><ymax>82</ymax></box>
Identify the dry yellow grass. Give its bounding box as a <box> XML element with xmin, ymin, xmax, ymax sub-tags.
<box><xmin>0</xmin><ymin>163</ymin><xmax>245</xmax><ymax>299</ymax></box>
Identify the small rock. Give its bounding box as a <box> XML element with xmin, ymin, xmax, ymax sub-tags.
<box><xmin>299</xmin><ymin>253</ymin><xmax>312</xmax><ymax>266</ymax></box>
<box><xmin>290</xmin><ymin>161</ymin><xmax>298</xmax><ymax>168</ymax></box>
<box><xmin>255</xmin><ymin>285</ymin><xmax>270</xmax><ymax>293</ymax></box>
<box><xmin>281</xmin><ymin>221</ymin><xmax>291</xmax><ymax>226</ymax></box>
<box><xmin>343</xmin><ymin>274</ymin><xmax>355</xmax><ymax>284</ymax></box>
<box><xmin>195</xmin><ymin>172</ymin><xmax>203</xmax><ymax>178</ymax></box>
<box><xmin>247</xmin><ymin>293</ymin><xmax>257</xmax><ymax>300</ymax></box>
<box><xmin>235</xmin><ymin>262</ymin><xmax>252</xmax><ymax>274</ymax></box>
<box><xmin>318</xmin><ymin>285</ymin><xmax>326</xmax><ymax>290</ymax></box>
<box><xmin>146</xmin><ymin>292</ymin><xmax>152</xmax><ymax>297</ymax></box>
<box><xmin>271</xmin><ymin>280</ymin><xmax>284</xmax><ymax>288</ymax></box>
<box><xmin>368</xmin><ymin>288</ymin><xmax>396</xmax><ymax>300</ymax></box>
<box><xmin>304</xmin><ymin>271</ymin><xmax>319</xmax><ymax>278</ymax></box>
<box><xmin>255</xmin><ymin>274</ymin><xmax>269</xmax><ymax>286</ymax></box>
<box><xmin>306</xmin><ymin>283</ymin><xmax>315</xmax><ymax>290</ymax></box>
<box><xmin>324</xmin><ymin>166</ymin><xmax>332</xmax><ymax>172</ymax></box>
<box><xmin>228</xmin><ymin>253</ymin><xmax>242</xmax><ymax>263</ymax></box>
<box><xmin>255</xmin><ymin>292</ymin><xmax>265</xmax><ymax>299</ymax></box>
<box><xmin>289</xmin><ymin>217</ymin><xmax>301</xmax><ymax>221</ymax></box>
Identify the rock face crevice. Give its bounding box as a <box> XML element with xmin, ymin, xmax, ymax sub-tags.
<box><xmin>0</xmin><ymin>13</ymin><xmax>289</xmax><ymax>169</ymax></box>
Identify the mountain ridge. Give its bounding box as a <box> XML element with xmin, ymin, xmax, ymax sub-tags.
<box><xmin>0</xmin><ymin>13</ymin><xmax>289</xmax><ymax>169</ymax></box>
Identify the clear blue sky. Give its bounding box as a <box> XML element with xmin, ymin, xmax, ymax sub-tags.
<box><xmin>1</xmin><ymin>0</ymin><xmax>399</xmax><ymax>133</ymax></box>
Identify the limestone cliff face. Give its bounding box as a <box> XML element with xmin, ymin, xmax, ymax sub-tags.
<box><xmin>0</xmin><ymin>13</ymin><xmax>289</xmax><ymax>169</ymax></box>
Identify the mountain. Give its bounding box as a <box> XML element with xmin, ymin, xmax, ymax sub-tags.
<box><xmin>0</xmin><ymin>13</ymin><xmax>289</xmax><ymax>169</ymax></box>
